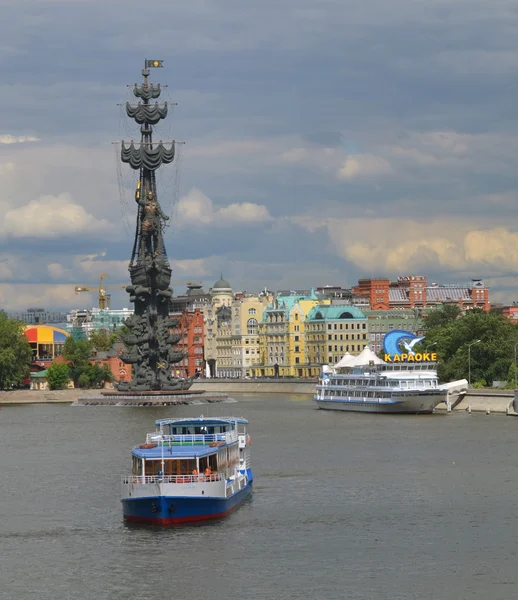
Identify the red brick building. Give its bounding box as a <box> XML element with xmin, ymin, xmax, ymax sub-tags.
<box><xmin>168</xmin><ymin>283</ymin><xmax>210</xmax><ymax>378</ymax></box>
<box><xmin>352</xmin><ymin>276</ymin><xmax>489</xmax><ymax>311</ymax></box>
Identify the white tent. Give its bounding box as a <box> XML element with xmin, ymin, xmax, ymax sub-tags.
<box><xmin>349</xmin><ymin>346</ymin><xmax>385</xmax><ymax>366</ymax></box>
<box><xmin>322</xmin><ymin>364</ymin><xmax>335</xmax><ymax>374</ymax></box>
<box><xmin>334</xmin><ymin>352</ymin><xmax>356</xmax><ymax>369</ymax></box>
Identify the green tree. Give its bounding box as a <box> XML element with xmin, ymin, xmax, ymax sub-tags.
<box><xmin>83</xmin><ymin>363</ymin><xmax>113</xmax><ymax>388</ymax></box>
<box><xmin>90</xmin><ymin>328</ymin><xmax>118</xmax><ymax>352</ymax></box>
<box><xmin>423</xmin><ymin>304</ymin><xmax>462</xmax><ymax>329</ymax></box>
<box><xmin>422</xmin><ymin>308</ymin><xmax>518</xmax><ymax>385</ymax></box>
<box><xmin>46</xmin><ymin>362</ymin><xmax>71</xmax><ymax>390</ymax></box>
<box><xmin>0</xmin><ymin>313</ymin><xmax>32</xmax><ymax>390</ymax></box>
<box><xmin>62</xmin><ymin>337</ymin><xmax>93</xmax><ymax>387</ymax></box>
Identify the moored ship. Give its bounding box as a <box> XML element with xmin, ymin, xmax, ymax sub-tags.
<box><xmin>314</xmin><ymin>362</ymin><xmax>450</xmax><ymax>414</ymax></box>
<box><xmin>121</xmin><ymin>416</ymin><xmax>253</xmax><ymax>525</ymax></box>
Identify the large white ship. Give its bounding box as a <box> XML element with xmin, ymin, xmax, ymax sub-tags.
<box><xmin>314</xmin><ymin>362</ymin><xmax>450</xmax><ymax>414</ymax></box>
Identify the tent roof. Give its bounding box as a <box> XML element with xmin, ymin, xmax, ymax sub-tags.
<box><xmin>349</xmin><ymin>346</ymin><xmax>385</xmax><ymax>366</ymax></box>
<box><xmin>334</xmin><ymin>351</ymin><xmax>356</xmax><ymax>368</ymax></box>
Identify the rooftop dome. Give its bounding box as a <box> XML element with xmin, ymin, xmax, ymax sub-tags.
<box><xmin>212</xmin><ymin>274</ymin><xmax>231</xmax><ymax>290</ymax></box>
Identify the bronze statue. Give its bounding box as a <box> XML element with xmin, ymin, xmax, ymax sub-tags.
<box><xmin>116</xmin><ymin>63</ymin><xmax>191</xmax><ymax>392</ymax></box>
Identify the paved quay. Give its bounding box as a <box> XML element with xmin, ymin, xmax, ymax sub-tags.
<box><xmin>2</xmin><ymin>381</ymin><xmax>518</xmax><ymax>416</ymax></box>
<box><xmin>0</xmin><ymin>389</ymin><xmax>88</xmax><ymax>405</ymax></box>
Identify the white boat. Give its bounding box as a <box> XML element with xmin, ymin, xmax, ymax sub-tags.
<box><xmin>314</xmin><ymin>363</ymin><xmax>450</xmax><ymax>414</ymax></box>
<box><xmin>121</xmin><ymin>416</ymin><xmax>252</xmax><ymax>525</ymax></box>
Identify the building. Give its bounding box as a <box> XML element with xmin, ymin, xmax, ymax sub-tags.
<box><xmin>24</xmin><ymin>325</ymin><xmax>69</xmax><ymax>361</ymax></box>
<box><xmin>7</xmin><ymin>307</ymin><xmax>68</xmax><ymax>325</ymax></box>
<box><xmin>305</xmin><ymin>304</ymin><xmax>368</xmax><ymax>374</ymax></box>
<box><xmin>252</xmin><ymin>290</ymin><xmax>329</xmax><ymax>377</ymax></box>
<box><xmin>203</xmin><ymin>278</ymin><xmax>272</xmax><ymax>377</ymax></box>
<box><xmin>66</xmin><ymin>307</ymin><xmax>134</xmax><ymax>339</ymax></box>
<box><xmin>351</xmin><ymin>276</ymin><xmax>490</xmax><ymax>311</ymax></box>
<box><xmin>229</xmin><ymin>293</ymin><xmax>271</xmax><ymax>378</ymax></box>
<box><xmin>169</xmin><ymin>283</ymin><xmax>210</xmax><ymax>378</ymax></box>
<box><xmin>363</xmin><ymin>308</ymin><xmax>428</xmax><ymax>355</ymax></box>
<box><xmin>203</xmin><ymin>277</ymin><xmax>234</xmax><ymax>377</ymax></box>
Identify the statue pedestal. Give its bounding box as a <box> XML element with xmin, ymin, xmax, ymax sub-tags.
<box><xmin>73</xmin><ymin>391</ymin><xmax>233</xmax><ymax>406</ymax></box>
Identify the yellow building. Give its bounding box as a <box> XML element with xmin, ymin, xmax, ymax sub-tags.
<box><xmin>203</xmin><ymin>278</ymin><xmax>272</xmax><ymax>377</ymax></box>
<box><xmin>253</xmin><ymin>291</ymin><xmax>329</xmax><ymax>377</ymax></box>
<box><xmin>305</xmin><ymin>304</ymin><xmax>368</xmax><ymax>375</ymax></box>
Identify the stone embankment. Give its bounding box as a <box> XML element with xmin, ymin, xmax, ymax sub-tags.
<box><xmin>191</xmin><ymin>379</ymin><xmax>518</xmax><ymax>416</ymax></box>
<box><xmin>2</xmin><ymin>380</ymin><xmax>518</xmax><ymax>415</ymax></box>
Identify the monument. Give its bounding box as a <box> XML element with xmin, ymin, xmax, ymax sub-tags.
<box><xmin>116</xmin><ymin>60</ymin><xmax>192</xmax><ymax>393</ymax></box>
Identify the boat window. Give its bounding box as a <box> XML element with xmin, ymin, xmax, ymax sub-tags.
<box><xmin>144</xmin><ymin>459</ymin><xmax>198</xmax><ymax>476</ymax></box>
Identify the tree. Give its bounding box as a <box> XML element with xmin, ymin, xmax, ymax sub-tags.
<box><xmin>422</xmin><ymin>308</ymin><xmax>518</xmax><ymax>385</ymax></box>
<box><xmin>90</xmin><ymin>328</ymin><xmax>119</xmax><ymax>353</ymax></box>
<box><xmin>0</xmin><ymin>313</ymin><xmax>32</xmax><ymax>390</ymax></box>
<box><xmin>46</xmin><ymin>362</ymin><xmax>71</xmax><ymax>390</ymax></box>
<box><xmin>62</xmin><ymin>337</ymin><xmax>93</xmax><ymax>387</ymax></box>
<box><xmin>423</xmin><ymin>304</ymin><xmax>462</xmax><ymax>329</ymax></box>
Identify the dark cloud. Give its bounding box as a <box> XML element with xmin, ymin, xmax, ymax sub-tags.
<box><xmin>1</xmin><ymin>0</ymin><xmax>518</xmax><ymax>303</ymax></box>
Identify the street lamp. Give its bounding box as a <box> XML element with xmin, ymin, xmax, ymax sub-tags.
<box><xmin>468</xmin><ymin>339</ymin><xmax>481</xmax><ymax>387</ymax></box>
<box><xmin>513</xmin><ymin>342</ymin><xmax>518</xmax><ymax>389</ymax></box>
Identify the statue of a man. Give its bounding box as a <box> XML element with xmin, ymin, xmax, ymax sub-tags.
<box><xmin>138</xmin><ymin>190</ymin><xmax>169</xmax><ymax>258</ymax></box>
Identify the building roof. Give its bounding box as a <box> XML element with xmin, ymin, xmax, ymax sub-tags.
<box><xmin>25</xmin><ymin>325</ymin><xmax>69</xmax><ymax>344</ymax></box>
<box><xmin>30</xmin><ymin>369</ymin><xmax>48</xmax><ymax>378</ymax></box>
<box><xmin>426</xmin><ymin>287</ymin><xmax>471</xmax><ymax>302</ymax></box>
<box><xmin>212</xmin><ymin>276</ymin><xmax>231</xmax><ymax>290</ymax></box>
<box><xmin>388</xmin><ymin>289</ymin><xmax>408</xmax><ymax>301</ymax></box>
<box><xmin>306</xmin><ymin>304</ymin><xmax>366</xmax><ymax>321</ymax></box>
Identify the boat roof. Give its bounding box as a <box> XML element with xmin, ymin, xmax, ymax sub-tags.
<box><xmin>132</xmin><ymin>444</ymin><xmax>221</xmax><ymax>459</ymax></box>
<box><xmin>154</xmin><ymin>416</ymin><xmax>248</xmax><ymax>427</ymax></box>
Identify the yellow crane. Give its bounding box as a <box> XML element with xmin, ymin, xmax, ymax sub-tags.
<box><xmin>74</xmin><ymin>274</ymin><xmax>199</xmax><ymax>309</ymax></box>
<box><xmin>74</xmin><ymin>273</ymin><xmax>127</xmax><ymax>310</ymax></box>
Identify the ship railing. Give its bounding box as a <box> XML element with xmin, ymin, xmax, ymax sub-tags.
<box><xmin>145</xmin><ymin>430</ymin><xmax>238</xmax><ymax>445</ymax></box>
<box><xmin>122</xmin><ymin>473</ymin><xmax>225</xmax><ymax>485</ymax></box>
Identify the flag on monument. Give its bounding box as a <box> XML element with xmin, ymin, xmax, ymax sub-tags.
<box><xmin>145</xmin><ymin>59</ymin><xmax>164</xmax><ymax>68</ymax></box>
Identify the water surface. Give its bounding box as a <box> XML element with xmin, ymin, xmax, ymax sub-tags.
<box><xmin>1</xmin><ymin>394</ymin><xmax>517</xmax><ymax>599</ymax></box>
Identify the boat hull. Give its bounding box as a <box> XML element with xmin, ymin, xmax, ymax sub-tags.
<box><xmin>122</xmin><ymin>480</ymin><xmax>253</xmax><ymax>525</ymax></box>
<box><xmin>314</xmin><ymin>392</ymin><xmax>444</xmax><ymax>414</ymax></box>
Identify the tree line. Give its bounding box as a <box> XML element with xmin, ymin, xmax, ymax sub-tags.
<box><xmin>0</xmin><ymin>315</ymin><xmax>116</xmax><ymax>390</ymax></box>
<box><xmin>2</xmin><ymin>307</ymin><xmax>518</xmax><ymax>390</ymax></box>
<box><xmin>419</xmin><ymin>305</ymin><xmax>518</xmax><ymax>387</ymax></box>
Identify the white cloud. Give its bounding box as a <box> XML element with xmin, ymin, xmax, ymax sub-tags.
<box><xmin>338</xmin><ymin>154</ymin><xmax>393</xmax><ymax>180</ymax></box>
<box><xmin>0</xmin><ymin>193</ymin><xmax>114</xmax><ymax>239</ymax></box>
<box><xmin>293</xmin><ymin>215</ymin><xmax>518</xmax><ymax>277</ymax></box>
<box><xmin>0</xmin><ymin>283</ymin><xmax>81</xmax><ymax>311</ymax></box>
<box><xmin>0</xmin><ymin>134</ymin><xmax>39</xmax><ymax>144</ymax></box>
<box><xmin>176</xmin><ymin>188</ymin><xmax>273</xmax><ymax>227</ymax></box>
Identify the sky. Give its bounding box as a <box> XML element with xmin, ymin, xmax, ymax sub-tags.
<box><xmin>1</xmin><ymin>0</ymin><xmax>518</xmax><ymax>310</ymax></box>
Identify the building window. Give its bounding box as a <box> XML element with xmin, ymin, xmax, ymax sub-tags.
<box><xmin>248</xmin><ymin>308</ymin><xmax>257</xmax><ymax>315</ymax></box>
<box><xmin>295</xmin><ymin>335</ymin><xmax>299</xmax><ymax>341</ymax></box>
<box><xmin>247</xmin><ymin>318</ymin><xmax>258</xmax><ymax>335</ymax></box>
<box><xmin>295</xmin><ymin>346</ymin><xmax>300</xmax><ymax>353</ymax></box>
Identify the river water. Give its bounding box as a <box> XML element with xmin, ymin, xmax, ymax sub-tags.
<box><xmin>1</xmin><ymin>393</ymin><xmax>517</xmax><ymax>600</ymax></box>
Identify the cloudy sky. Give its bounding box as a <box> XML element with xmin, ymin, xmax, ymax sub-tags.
<box><xmin>1</xmin><ymin>0</ymin><xmax>518</xmax><ymax>310</ymax></box>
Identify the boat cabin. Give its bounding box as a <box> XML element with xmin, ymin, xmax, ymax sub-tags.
<box><xmin>130</xmin><ymin>417</ymin><xmax>248</xmax><ymax>482</ymax></box>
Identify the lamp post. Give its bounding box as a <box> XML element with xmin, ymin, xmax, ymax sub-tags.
<box><xmin>468</xmin><ymin>339</ymin><xmax>481</xmax><ymax>387</ymax></box>
<box><xmin>514</xmin><ymin>342</ymin><xmax>518</xmax><ymax>389</ymax></box>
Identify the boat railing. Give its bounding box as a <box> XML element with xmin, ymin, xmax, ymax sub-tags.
<box><xmin>122</xmin><ymin>473</ymin><xmax>225</xmax><ymax>485</ymax></box>
<box><xmin>145</xmin><ymin>430</ymin><xmax>238</xmax><ymax>445</ymax></box>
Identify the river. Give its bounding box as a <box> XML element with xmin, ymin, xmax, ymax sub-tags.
<box><xmin>1</xmin><ymin>393</ymin><xmax>517</xmax><ymax>599</ymax></box>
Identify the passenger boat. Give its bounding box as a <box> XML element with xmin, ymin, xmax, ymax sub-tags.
<box><xmin>314</xmin><ymin>363</ymin><xmax>455</xmax><ymax>414</ymax></box>
<box><xmin>121</xmin><ymin>416</ymin><xmax>253</xmax><ymax>525</ymax></box>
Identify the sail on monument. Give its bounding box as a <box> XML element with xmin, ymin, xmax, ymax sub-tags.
<box><xmin>117</xmin><ymin>60</ymin><xmax>192</xmax><ymax>392</ymax></box>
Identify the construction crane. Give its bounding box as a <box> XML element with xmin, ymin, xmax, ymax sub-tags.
<box><xmin>74</xmin><ymin>273</ymin><xmax>127</xmax><ymax>310</ymax></box>
<box><xmin>74</xmin><ymin>274</ymin><xmax>200</xmax><ymax>310</ymax></box>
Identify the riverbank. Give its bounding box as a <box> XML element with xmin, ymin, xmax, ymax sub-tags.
<box><xmin>2</xmin><ymin>381</ymin><xmax>517</xmax><ymax>415</ymax></box>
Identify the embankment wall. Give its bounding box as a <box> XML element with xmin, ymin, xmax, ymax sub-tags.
<box><xmin>191</xmin><ymin>379</ymin><xmax>517</xmax><ymax>414</ymax></box>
